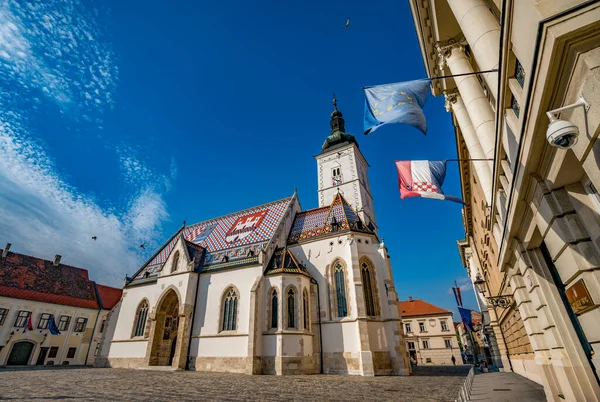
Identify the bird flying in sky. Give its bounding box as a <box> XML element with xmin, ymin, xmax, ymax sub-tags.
<box><xmin>91</xmin><ymin>236</ymin><xmax>97</xmax><ymax>241</ymax></box>
<box><xmin>140</xmin><ymin>243</ymin><xmax>145</xmax><ymax>249</ymax></box>
<box><xmin>345</xmin><ymin>18</ymin><xmax>350</xmax><ymax>28</ymax></box>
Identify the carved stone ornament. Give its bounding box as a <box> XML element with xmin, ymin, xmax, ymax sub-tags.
<box><xmin>434</xmin><ymin>37</ymin><xmax>467</xmax><ymax>70</ymax></box>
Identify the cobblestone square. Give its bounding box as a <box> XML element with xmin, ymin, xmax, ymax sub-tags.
<box><xmin>0</xmin><ymin>366</ymin><xmax>470</xmax><ymax>401</ymax></box>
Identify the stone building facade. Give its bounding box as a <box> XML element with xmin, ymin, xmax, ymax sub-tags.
<box><xmin>409</xmin><ymin>0</ymin><xmax>600</xmax><ymax>400</ymax></box>
<box><xmin>97</xmin><ymin>105</ymin><xmax>411</xmax><ymax>376</ymax></box>
<box><xmin>399</xmin><ymin>298</ymin><xmax>462</xmax><ymax>365</ymax></box>
<box><xmin>0</xmin><ymin>247</ymin><xmax>121</xmax><ymax>366</ymax></box>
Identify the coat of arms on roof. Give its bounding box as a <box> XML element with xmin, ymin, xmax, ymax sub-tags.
<box><xmin>225</xmin><ymin>210</ymin><xmax>268</xmax><ymax>243</ymax></box>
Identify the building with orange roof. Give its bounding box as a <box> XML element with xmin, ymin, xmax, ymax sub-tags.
<box><xmin>0</xmin><ymin>245</ymin><xmax>121</xmax><ymax>366</ymax></box>
<box><xmin>399</xmin><ymin>297</ymin><xmax>462</xmax><ymax>365</ymax></box>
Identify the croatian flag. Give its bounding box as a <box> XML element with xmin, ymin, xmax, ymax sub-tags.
<box><xmin>395</xmin><ymin>160</ymin><xmax>463</xmax><ymax>204</ymax></box>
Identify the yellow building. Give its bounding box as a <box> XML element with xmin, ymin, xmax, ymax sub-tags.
<box><xmin>399</xmin><ymin>297</ymin><xmax>462</xmax><ymax>365</ymax></box>
<box><xmin>409</xmin><ymin>0</ymin><xmax>600</xmax><ymax>400</ymax></box>
<box><xmin>0</xmin><ymin>245</ymin><xmax>121</xmax><ymax>366</ymax></box>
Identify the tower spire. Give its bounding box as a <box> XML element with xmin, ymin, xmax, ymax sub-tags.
<box><xmin>329</xmin><ymin>94</ymin><xmax>345</xmax><ymax>136</ymax></box>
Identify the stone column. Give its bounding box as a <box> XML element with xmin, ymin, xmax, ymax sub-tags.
<box><xmin>438</xmin><ymin>44</ymin><xmax>497</xmax><ymax>162</ymax></box>
<box><xmin>445</xmin><ymin>91</ymin><xmax>493</xmax><ymax>205</ymax></box>
<box><xmin>447</xmin><ymin>0</ymin><xmax>500</xmax><ymax>99</ymax></box>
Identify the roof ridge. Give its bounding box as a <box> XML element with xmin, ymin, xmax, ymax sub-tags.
<box><xmin>0</xmin><ymin>250</ymin><xmax>90</xmax><ymax>273</ymax></box>
<box><xmin>185</xmin><ymin>195</ymin><xmax>294</xmax><ymax>229</ymax></box>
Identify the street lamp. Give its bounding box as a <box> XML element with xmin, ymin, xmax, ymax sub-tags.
<box><xmin>473</xmin><ymin>274</ymin><xmax>515</xmax><ymax>309</ymax></box>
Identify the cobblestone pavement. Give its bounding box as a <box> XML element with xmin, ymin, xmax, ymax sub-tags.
<box><xmin>0</xmin><ymin>365</ymin><xmax>470</xmax><ymax>401</ymax></box>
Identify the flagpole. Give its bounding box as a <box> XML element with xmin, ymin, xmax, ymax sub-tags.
<box><xmin>361</xmin><ymin>70</ymin><xmax>498</xmax><ymax>89</ymax></box>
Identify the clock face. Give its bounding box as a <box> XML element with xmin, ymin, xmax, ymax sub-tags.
<box><xmin>332</xmin><ymin>175</ymin><xmax>342</xmax><ymax>186</ymax></box>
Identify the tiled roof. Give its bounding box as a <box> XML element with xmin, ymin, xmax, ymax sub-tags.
<box><xmin>287</xmin><ymin>193</ymin><xmax>371</xmax><ymax>244</ymax></box>
<box><xmin>96</xmin><ymin>284</ymin><xmax>122</xmax><ymax>310</ymax></box>
<box><xmin>132</xmin><ymin>196</ymin><xmax>295</xmax><ymax>280</ymax></box>
<box><xmin>399</xmin><ymin>299</ymin><xmax>451</xmax><ymax>317</ymax></box>
<box><xmin>0</xmin><ymin>250</ymin><xmax>118</xmax><ymax>310</ymax></box>
<box><xmin>264</xmin><ymin>248</ymin><xmax>311</xmax><ymax>277</ymax></box>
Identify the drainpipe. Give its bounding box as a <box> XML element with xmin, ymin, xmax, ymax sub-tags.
<box><xmin>310</xmin><ymin>278</ymin><xmax>323</xmax><ymax>374</ymax></box>
<box><xmin>85</xmin><ymin>283</ymin><xmax>103</xmax><ymax>366</ymax></box>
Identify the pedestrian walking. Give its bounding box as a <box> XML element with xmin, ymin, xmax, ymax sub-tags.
<box><xmin>451</xmin><ymin>355</ymin><xmax>456</xmax><ymax>366</ymax></box>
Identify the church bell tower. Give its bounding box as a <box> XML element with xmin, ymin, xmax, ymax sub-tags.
<box><xmin>315</xmin><ymin>98</ymin><xmax>378</xmax><ymax>233</ymax></box>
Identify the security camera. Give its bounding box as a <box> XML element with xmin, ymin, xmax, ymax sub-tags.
<box><xmin>546</xmin><ymin>96</ymin><xmax>588</xmax><ymax>149</ymax></box>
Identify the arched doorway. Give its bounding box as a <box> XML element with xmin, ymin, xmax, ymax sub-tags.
<box><xmin>149</xmin><ymin>289</ymin><xmax>180</xmax><ymax>366</ymax></box>
<box><xmin>7</xmin><ymin>341</ymin><xmax>35</xmax><ymax>365</ymax></box>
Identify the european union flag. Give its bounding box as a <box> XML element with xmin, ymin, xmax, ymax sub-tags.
<box><xmin>363</xmin><ymin>79</ymin><xmax>431</xmax><ymax>135</ymax></box>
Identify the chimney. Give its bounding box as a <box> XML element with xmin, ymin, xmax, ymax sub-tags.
<box><xmin>409</xmin><ymin>296</ymin><xmax>413</xmax><ymax>302</ymax></box>
<box><xmin>53</xmin><ymin>254</ymin><xmax>62</xmax><ymax>267</ymax></box>
<box><xmin>2</xmin><ymin>243</ymin><xmax>10</xmax><ymax>258</ymax></box>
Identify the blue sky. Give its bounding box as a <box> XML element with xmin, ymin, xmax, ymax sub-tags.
<box><xmin>0</xmin><ymin>0</ymin><xmax>477</xmax><ymax>317</ymax></box>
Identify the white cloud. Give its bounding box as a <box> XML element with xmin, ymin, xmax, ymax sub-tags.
<box><xmin>0</xmin><ymin>0</ymin><xmax>170</xmax><ymax>286</ymax></box>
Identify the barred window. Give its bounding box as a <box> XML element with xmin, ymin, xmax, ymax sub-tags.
<box><xmin>14</xmin><ymin>311</ymin><xmax>31</xmax><ymax>328</ymax></box>
<box><xmin>132</xmin><ymin>300</ymin><xmax>149</xmax><ymax>338</ymax></box>
<box><xmin>58</xmin><ymin>316</ymin><xmax>71</xmax><ymax>332</ymax></box>
<box><xmin>0</xmin><ymin>308</ymin><xmax>8</xmax><ymax>325</ymax></box>
<box><xmin>221</xmin><ymin>287</ymin><xmax>238</xmax><ymax>332</ymax></box>
<box><xmin>74</xmin><ymin>317</ymin><xmax>87</xmax><ymax>332</ymax></box>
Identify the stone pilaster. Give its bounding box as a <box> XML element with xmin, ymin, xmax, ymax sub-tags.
<box><xmin>246</xmin><ymin>276</ymin><xmax>262</xmax><ymax>375</ymax></box>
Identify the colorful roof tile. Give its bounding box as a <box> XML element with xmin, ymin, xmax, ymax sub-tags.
<box><xmin>0</xmin><ymin>250</ymin><xmax>120</xmax><ymax>310</ymax></box>
<box><xmin>132</xmin><ymin>196</ymin><xmax>294</xmax><ymax>280</ymax></box>
<box><xmin>398</xmin><ymin>299</ymin><xmax>452</xmax><ymax>318</ymax></box>
<box><xmin>287</xmin><ymin>193</ymin><xmax>371</xmax><ymax>244</ymax></box>
<box><xmin>264</xmin><ymin>248</ymin><xmax>311</xmax><ymax>277</ymax></box>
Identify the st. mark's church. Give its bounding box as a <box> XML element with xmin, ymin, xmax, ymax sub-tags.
<box><xmin>97</xmin><ymin>103</ymin><xmax>411</xmax><ymax>376</ymax></box>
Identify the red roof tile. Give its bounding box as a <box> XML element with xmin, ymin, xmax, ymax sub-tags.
<box><xmin>0</xmin><ymin>249</ymin><xmax>119</xmax><ymax>310</ymax></box>
<box><xmin>399</xmin><ymin>299</ymin><xmax>451</xmax><ymax>317</ymax></box>
<box><xmin>96</xmin><ymin>284</ymin><xmax>122</xmax><ymax>310</ymax></box>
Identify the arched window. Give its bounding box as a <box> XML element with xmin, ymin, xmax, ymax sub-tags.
<box><xmin>361</xmin><ymin>261</ymin><xmax>376</xmax><ymax>316</ymax></box>
<box><xmin>170</xmin><ymin>251</ymin><xmax>180</xmax><ymax>273</ymax></box>
<box><xmin>303</xmin><ymin>289</ymin><xmax>309</xmax><ymax>330</ymax></box>
<box><xmin>287</xmin><ymin>288</ymin><xmax>296</xmax><ymax>328</ymax></box>
<box><xmin>271</xmin><ymin>289</ymin><xmax>278</xmax><ymax>329</ymax></box>
<box><xmin>132</xmin><ymin>300</ymin><xmax>149</xmax><ymax>338</ymax></box>
<box><xmin>334</xmin><ymin>263</ymin><xmax>348</xmax><ymax>317</ymax></box>
<box><xmin>221</xmin><ymin>287</ymin><xmax>238</xmax><ymax>332</ymax></box>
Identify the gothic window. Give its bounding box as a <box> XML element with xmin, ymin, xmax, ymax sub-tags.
<box><xmin>332</xmin><ymin>167</ymin><xmax>342</xmax><ymax>186</ymax></box>
<box><xmin>361</xmin><ymin>261</ymin><xmax>377</xmax><ymax>316</ymax></box>
<box><xmin>334</xmin><ymin>263</ymin><xmax>348</xmax><ymax>317</ymax></box>
<box><xmin>170</xmin><ymin>251</ymin><xmax>180</xmax><ymax>273</ymax></box>
<box><xmin>271</xmin><ymin>289</ymin><xmax>278</xmax><ymax>329</ymax></box>
<box><xmin>132</xmin><ymin>300</ymin><xmax>149</xmax><ymax>338</ymax></box>
<box><xmin>221</xmin><ymin>287</ymin><xmax>238</xmax><ymax>332</ymax></box>
<box><xmin>303</xmin><ymin>289</ymin><xmax>309</xmax><ymax>330</ymax></box>
<box><xmin>287</xmin><ymin>288</ymin><xmax>296</xmax><ymax>329</ymax></box>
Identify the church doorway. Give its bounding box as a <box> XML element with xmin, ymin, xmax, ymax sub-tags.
<box><xmin>149</xmin><ymin>289</ymin><xmax>180</xmax><ymax>366</ymax></box>
<box><xmin>7</xmin><ymin>341</ymin><xmax>35</xmax><ymax>365</ymax></box>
